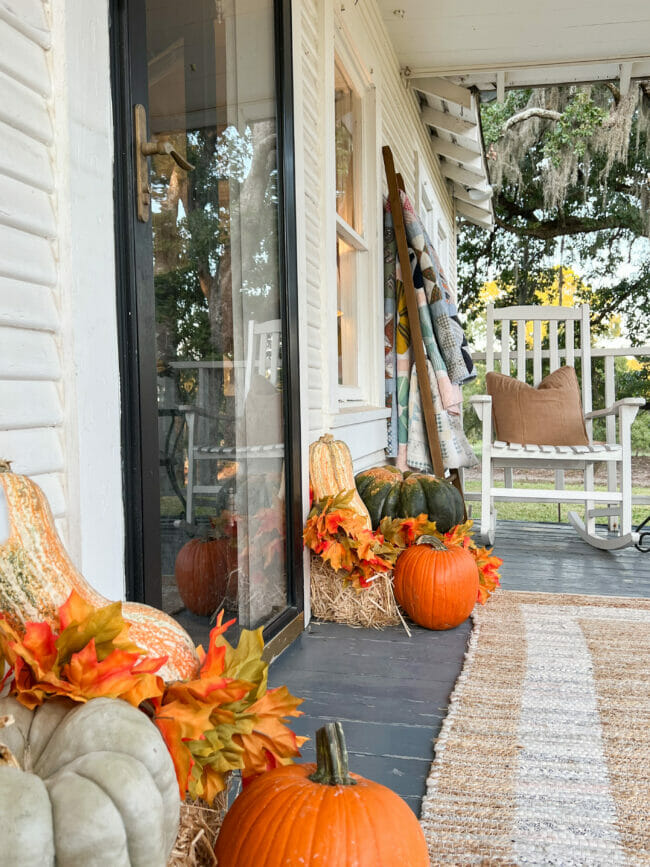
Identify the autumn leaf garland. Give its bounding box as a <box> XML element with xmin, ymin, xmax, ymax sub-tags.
<box><xmin>303</xmin><ymin>491</ymin><xmax>396</xmax><ymax>587</ymax></box>
<box><xmin>0</xmin><ymin>591</ymin><xmax>166</xmax><ymax>709</ymax></box>
<box><xmin>0</xmin><ymin>592</ymin><xmax>305</xmax><ymax>802</ymax></box>
<box><xmin>304</xmin><ymin>491</ymin><xmax>502</xmax><ymax>602</ymax></box>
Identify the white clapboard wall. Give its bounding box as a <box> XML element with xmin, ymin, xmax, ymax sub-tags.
<box><xmin>0</xmin><ymin>1</ymin><xmax>67</xmax><ymax>533</ymax></box>
<box><xmin>294</xmin><ymin>0</ymin><xmax>456</xmax><ymax>461</ymax></box>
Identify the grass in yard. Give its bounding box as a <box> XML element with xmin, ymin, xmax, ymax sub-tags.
<box><xmin>464</xmin><ymin>479</ymin><xmax>650</xmax><ymax>526</ymax></box>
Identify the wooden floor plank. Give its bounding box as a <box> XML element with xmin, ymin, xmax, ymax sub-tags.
<box><xmin>270</xmin><ymin>519</ymin><xmax>650</xmax><ymax>816</ymax></box>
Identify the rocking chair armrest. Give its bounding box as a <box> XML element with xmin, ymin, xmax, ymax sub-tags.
<box><xmin>177</xmin><ymin>404</ymin><xmax>220</xmax><ymax>421</ymax></box>
<box><xmin>469</xmin><ymin>394</ymin><xmax>492</xmax><ymax>424</ymax></box>
<box><xmin>584</xmin><ymin>397</ymin><xmax>646</xmax><ymax>420</ymax></box>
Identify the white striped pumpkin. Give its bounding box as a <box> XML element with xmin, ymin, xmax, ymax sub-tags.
<box><xmin>308</xmin><ymin>435</ymin><xmax>372</xmax><ymax>529</ymax></box>
<box><xmin>0</xmin><ymin>463</ymin><xmax>198</xmax><ymax>681</ymax></box>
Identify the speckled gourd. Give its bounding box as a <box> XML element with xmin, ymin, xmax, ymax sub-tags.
<box><xmin>309</xmin><ymin>434</ymin><xmax>372</xmax><ymax>528</ymax></box>
<box><xmin>0</xmin><ymin>696</ymin><xmax>179</xmax><ymax>867</ymax></box>
<box><xmin>0</xmin><ymin>463</ymin><xmax>198</xmax><ymax>681</ymax></box>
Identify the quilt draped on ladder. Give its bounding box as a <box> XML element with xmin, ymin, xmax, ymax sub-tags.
<box><xmin>384</xmin><ymin>192</ymin><xmax>478</xmax><ymax>472</ymax></box>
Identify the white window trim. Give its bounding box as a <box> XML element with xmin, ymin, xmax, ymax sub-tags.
<box><xmin>415</xmin><ymin>155</ymin><xmax>451</xmax><ymax>277</ymax></box>
<box><xmin>325</xmin><ymin>14</ymin><xmax>382</xmax><ymax>415</ymax></box>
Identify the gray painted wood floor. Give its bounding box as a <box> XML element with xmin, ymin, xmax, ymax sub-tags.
<box><xmin>269</xmin><ymin>519</ymin><xmax>650</xmax><ymax>814</ymax></box>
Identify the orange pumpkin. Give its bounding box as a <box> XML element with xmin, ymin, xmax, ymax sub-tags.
<box><xmin>174</xmin><ymin>536</ymin><xmax>233</xmax><ymax>616</ymax></box>
<box><xmin>214</xmin><ymin>722</ymin><xmax>429</xmax><ymax>866</ymax></box>
<box><xmin>393</xmin><ymin>538</ymin><xmax>478</xmax><ymax>630</ymax></box>
<box><xmin>0</xmin><ymin>463</ymin><xmax>199</xmax><ymax>681</ymax></box>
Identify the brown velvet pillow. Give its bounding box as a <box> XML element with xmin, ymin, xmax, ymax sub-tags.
<box><xmin>486</xmin><ymin>366</ymin><xmax>589</xmax><ymax>446</ymax></box>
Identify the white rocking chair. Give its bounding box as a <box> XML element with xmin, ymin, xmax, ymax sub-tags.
<box><xmin>183</xmin><ymin>319</ymin><xmax>284</xmax><ymax>524</ymax></box>
<box><xmin>470</xmin><ymin>304</ymin><xmax>645</xmax><ymax>550</ymax></box>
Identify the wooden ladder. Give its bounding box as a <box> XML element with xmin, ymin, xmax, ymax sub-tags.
<box><xmin>382</xmin><ymin>145</ymin><xmax>466</xmax><ymax>511</ymax></box>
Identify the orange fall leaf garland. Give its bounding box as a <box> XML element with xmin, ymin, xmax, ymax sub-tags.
<box><xmin>153</xmin><ymin>612</ymin><xmax>306</xmax><ymax>802</ymax></box>
<box><xmin>305</xmin><ymin>494</ymin><xmax>502</xmax><ymax>603</ymax></box>
<box><xmin>0</xmin><ymin>593</ymin><xmax>307</xmax><ymax>804</ymax></box>
<box><xmin>303</xmin><ymin>491</ymin><xmax>395</xmax><ymax>588</ymax></box>
<box><xmin>433</xmin><ymin>520</ymin><xmax>503</xmax><ymax>604</ymax></box>
<box><xmin>0</xmin><ymin>590</ymin><xmax>166</xmax><ymax>709</ymax></box>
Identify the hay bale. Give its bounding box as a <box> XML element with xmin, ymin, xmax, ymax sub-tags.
<box><xmin>310</xmin><ymin>553</ymin><xmax>402</xmax><ymax>629</ymax></box>
<box><xmin>168</xmin><ymin>790</ymin><xmax>228</xmax><ymax>867</ymax></box>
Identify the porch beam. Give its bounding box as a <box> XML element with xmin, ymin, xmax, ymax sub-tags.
<box><xmin>439</xmin><ymin>160</ymin><xmax>487</xmax><ymax>189</ymax></box>
<box><xmin>406</xmin><ymin>54</ymin><xmax>650</xmax><ymax>80</ymax></box>
<box><xmin>430</xmin><ymin>136</ymin><xmax>482</xmax><ymax>165</ymax></box>
<box><xmin>408</xmin><ymin>76</ymin><xmax>473</xmax><ymax>110</ymax></box>
<box><xmin>421</xmin><ymin>105</ymin><xmax>476</xmax><ymax>137</ymax></box>
<box><xmin>496</xmin><ymin>71</ymin><xmax>505</xmax><ymax>102</ymax></box>
<box><xmin>619</xmin><ymin>61</ymin><xmax>633</xmax><ymax>95</ymax></box>
<box><xmin>412</xmin><ymin>57</ymin><xmax>650</xmax><ymax>94</ymax></box>
<box><xmin>455</xmin><ymin>200</ymin><xmax>493</xmax><ymax>227</ymax></box>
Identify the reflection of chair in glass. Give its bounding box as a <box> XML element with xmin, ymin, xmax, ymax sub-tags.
<box><xmin>184</xmin><ymin>319</ymin><xmax>284</xmax><ymax>524</ymax></box>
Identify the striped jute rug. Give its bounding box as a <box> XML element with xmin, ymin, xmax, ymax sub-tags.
<box><xmin>420</xmin><ymin>591</ymin><xmax>650</xmax><ymax>866</ymax></box>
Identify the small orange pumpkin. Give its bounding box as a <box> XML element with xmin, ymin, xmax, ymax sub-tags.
<box><xmin>393</xmin><ymin>537</ymin><xmax>478</xmax><ymax>630</ymax></box>
<box><xmin>214</xmin><ymin>722</ymin><xmax>429</xmax><ymax>866</ymax></box>
<box><xmin>174</xmin><ymin>536</ymin><xmax>233</xmax><ymax>616</ymax></box>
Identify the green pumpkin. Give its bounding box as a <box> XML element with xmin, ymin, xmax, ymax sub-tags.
<box><xmin>355</xmin><ymin>466</ymin><xmax>464</xmax><ymax>533</ymax></box>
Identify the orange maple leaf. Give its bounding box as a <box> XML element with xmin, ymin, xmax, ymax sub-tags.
<box><xmin>0</xmin><ymin>591</ymin><xmax>167</xmax><ymax>709</ymax></box>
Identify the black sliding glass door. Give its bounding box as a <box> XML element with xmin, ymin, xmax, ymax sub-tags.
<box><xmin>111</xmin><ymin>0</ymin><xmax>302</xmax><ymax>644</ymax></box>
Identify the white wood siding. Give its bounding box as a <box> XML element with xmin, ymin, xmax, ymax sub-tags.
<box><xmin>0</xmin><ymin>1</ymin><xmax>68</xmax><ymax>531</ymax></box>
<box><xmin>298</xmin><ymin>0</ymin><xmax>328</xmax><ymax>438</ymax></box>
<box><xmin>0</xmin><ymin>0</ymin><xmax>124</xmax><ymax>602</ymax></box>
<box><xmin>294</xmin><ymin>0</ymin><xmax>457</xmax><ymax>447</ymax></box>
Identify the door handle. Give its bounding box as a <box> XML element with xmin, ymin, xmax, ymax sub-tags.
<box><xmin>133</xmin><ymin>103</ymin><xmax>195</xmax><ymax>222</ymax></box>
<box><xmin>141</xmin><ymin>139</ymin><xmax>195</xmax><ymax>172</ymax></box>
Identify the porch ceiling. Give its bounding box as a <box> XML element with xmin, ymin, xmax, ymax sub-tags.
<box><xmin>380</xmin><ymin>0</ymin><xmax>650</xmax><ymax>232</ymax></box>
<box><xmin>378</xmin><ymin>0</ymin><xmax>650</xmax><ymax>91</ymax></box>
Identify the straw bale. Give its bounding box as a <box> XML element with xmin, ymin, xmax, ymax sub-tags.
<box><xmin>310</xmin><ymin>553</ymin><xmax>402</xmax><ymax>629</ymax></box>
<box><xmin>168</xmin><ymin>790</ymin><xmax>227</xmax><ymax>867</ymax></box>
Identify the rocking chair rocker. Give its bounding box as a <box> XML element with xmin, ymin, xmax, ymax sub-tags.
<box><xmin>470</xmin><ymin>304</ymin><xmax>645</xmax><ymax>550</ymax></box>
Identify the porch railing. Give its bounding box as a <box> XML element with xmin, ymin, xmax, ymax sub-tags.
<box><xmin>464</xmin><ymin>344</ymin><xmax>650</xmax><ymax>509</ymax></box>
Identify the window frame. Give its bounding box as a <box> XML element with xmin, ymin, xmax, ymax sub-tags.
<box><xmin>327</xmin><ymin>21</ymin><xmax>380</xmax><ymax>411</ymax></box>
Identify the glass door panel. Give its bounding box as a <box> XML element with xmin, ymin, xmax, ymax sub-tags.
<box><xmin>145</xmin><ymin>0</ymin><xmax>288</xmax><ymax>635</ymax></box>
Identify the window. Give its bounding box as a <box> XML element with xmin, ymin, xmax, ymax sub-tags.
<box><xmin>334</xmin><ymin>56</ymin><xmax>368</xmax><ymax>401</ymax></box>
<box><xmin>437</xmin><ymin>222</ymin><xmax>449</xmax><ymax>275</ymax></box>
<box><xmin>420</xmin><ymin>183</ymin><xmax>436</xmax><ymax>245</ymax></box>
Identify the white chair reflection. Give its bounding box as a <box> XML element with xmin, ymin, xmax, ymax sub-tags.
<box><xmin>182</xmin><ymin>319</ymin><xmax>284</xmax><ymax>524</ymax></box>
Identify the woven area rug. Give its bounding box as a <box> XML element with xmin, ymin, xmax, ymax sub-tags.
<box><xmin>420</xmin><ymin>591</ymin><xmax>650</xmax><ymax>866</ymax></box>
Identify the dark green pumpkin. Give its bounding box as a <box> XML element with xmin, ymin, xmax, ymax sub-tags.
<box><xmin>355</xmin><ymin>466</ymin><xmax>464</xmax><ymax>533</ymax></box>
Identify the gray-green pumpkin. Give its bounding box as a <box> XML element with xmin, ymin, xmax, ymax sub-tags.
<box><xmin>0</xmin><ymin>696</ymin><xmax>179</xmax><ymax>867</ymax></box>
<box><xmin>355</xmin><ymin>466</ymin><xmax>464</xmax><ymax>533</ymax></box>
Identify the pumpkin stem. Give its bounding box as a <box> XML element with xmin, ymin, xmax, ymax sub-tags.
<box><xmin>308</xmin><ymin>722</ymin><xmax>356</xmax><ymax>786</ymax></box>
<box><xmin>415</xmin><ymin>534</ymin><xmax>447</xmax><ymax>550</ymax></box>
<box><xmin>0</xmin><ymin>714</ymin><xmax>20</xmax><ymax>769</ymax></box>
<box><xmin>0</xmin><ymin>460</ymin><xmax>12</xmax><ymax>474</ymax></box>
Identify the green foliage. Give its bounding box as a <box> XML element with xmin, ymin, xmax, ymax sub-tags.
<box><xmin>462</xmin><ymin>362</ymin><xmax>486</xmax><ymax>443</ymax></box>
<box><xmin>459</xmin><ymin>83</ymin><xmax>650</xmax><ymax>342</ymax></box>
<box><xmin>632</xmin><ymin>411</ymin><xmax>650</xmax><ymax>456</ymax></box>
<box><xmin>481</xmin><ymin>90</ymin><xmax>530</xmax><ymax>145</ymax></box>
<box><xmin>154</xmin><ymin>268</ymin><xmax>212</xmax><ymax>363</ymax></box>
<box><xmin>544</xmin><ymin>91</ymin><xmax>607</xmax><ymax>163</ymax></box>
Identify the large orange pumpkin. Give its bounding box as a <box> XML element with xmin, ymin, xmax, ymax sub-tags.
<box><xmin>393</xmin><ymin>538</ymin><xmax>478</xmax><ymax>630</ymax></box>
<box><xmin>0</xmin><ymin>463</ymin><xmax>199</xmax><ymax>681</ymax></box>
<box><xmin>174</xmin><ymin>536</ymin><xmax>233</xmax><ymax>616</ymax></box>
<box><xmin>214</xmin><ymin>722</ymin><xmax>429</xmax><ymax>866</ymax></box>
